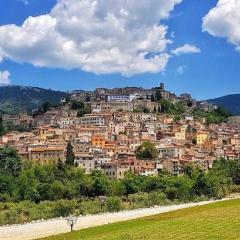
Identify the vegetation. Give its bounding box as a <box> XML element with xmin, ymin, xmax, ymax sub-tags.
<box><xmin>0</xmin><ymin>148</ymin><xmax>22</xmax><ymax>176</ymax></box>
<box><xmin>65</xmin><ymin>142</ymin><xmax>75</xmax><ymax>166</ymax></box>
<box><xmin>0</xmin><ymin>86</ymin><xmax>69</xmax><ymax>114</ymax></box>
<box><xmin>149</xmin><ymin>90</ymin><xmax>232</xmax><ymax>123</ymax></box>
<box><xmin>0</xmin><ymin>147</ymin><xmax>239</xmax><ymax>225</ymax></box>
<box><xmin>0</xmin><ymin>115</ymin><xmax>4</xmax><ymax>136</ymax></box>
<box><xmin>158</xmin><ymin>99</ymin><xmax>186</xmax><ymax>116</ymax></box>
<box><xmin>40</xmin><ymin>199</ymin><xmax>240</xmax><ymax>240</ymax></box>
<box><xmin>152</xmin><ymin>97</ymin><xmax>230</xmax><ymax>124</ymax></box>
<box><xmin>70</xmin><ymin>100</ymin><xmax>91</xmax><ymax>117</ymax></box>
<box><xmin>77</xmin><ymin>108</ymin><xmax>91</xmax><ymax>117</ymax></box>
<box><xmin>155</xmin><ymin>90</ymin><xmax>162</xmax><ymax>101</ymax></box>
<box><xmin>135</xmin><ymin>142</ymin><xmax>158</xmax><ymax>160</ymax></box>
<box><xmin>192</xmin><ymin>106</ymin><xmax>231</xmax><ymax>124</ymax></box>
<box><xmin>71</xmin><ymin>101</ymin><xmax>85</xmax><ymax>110</ymax></box>
<box><xmin>208</xmin><ymin>94</ymin><xmax>240</xmax><ymax>115</ymax></box>
<box><xmin>33</xmin><ymin>102</ymin><xmax>59</xmax><ymax>116</ymax></box>
<box><xmin>150</xmin><ymin>94</ymin><xmax>155</xmax><ymax>102</ymax></box>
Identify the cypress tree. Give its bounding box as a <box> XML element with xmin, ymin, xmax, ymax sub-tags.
<box><xmin>0</xmin><ymin>115</ymin><xmax>4</xmax><ymax>137</ymax></box>
<box><xmin>66</xmin><ymin>141</ymin><xmax>75</xmax><ymax>166</ymax></box>
<box><xmin>151</xmin><ymin>94</ymin><xmax>155</xmax><ymax>102</ymax></box>
<box><xmin>155</xmin><ymin>90</ymin><xmax>162</xmax><ymax>101</ymax></box>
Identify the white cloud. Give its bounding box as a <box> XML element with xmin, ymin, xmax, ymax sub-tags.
<box><xmin>176</xmin><ymin>65</ymin><xmax>187</xmax><ymax>75</ymax></box>
<box><xmin>0</xmin><ymin>71</ymin><xmax>11</xmax><ymax>85</ymax></box>
<box><xmin>171</xmin><ymin>44</ymin><xmax>201</xmax><ymax>55</ymax></box>
<box><xmin>202</xmin><ymin>0</ymin><xmax>240</xmax><ymax>51</ymax></box>
<box><xmin>0</xmin><ymin>0</ymin><xmax>183</xmax><ymax>76</ymax></box>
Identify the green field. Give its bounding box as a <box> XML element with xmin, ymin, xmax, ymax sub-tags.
<box><xmin>41</xmin><ymin>199</ymin><xmax>240</xmax><ymax>240</ymax></box>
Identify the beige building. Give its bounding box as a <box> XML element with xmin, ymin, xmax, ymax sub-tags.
<box><xmin>102</xmin><ymin>163</ymin><xmax>130</xmax><ymax>180</ymax></box>
<box><xmin>162</xmin><ymin>158</ymin><xmax>182</xmax><ymax>175</ymax></box>
<box><xmin>75</xmin><ymin>153</ymin><xmax>96</xmax><ymax>174</ymax></box>
<box><xmin>174</xmin><ymin>126</ymin><xmax>186</xmax><ymax>140</ymax></box>
<box><xmin>29</xmin><ymin>147</ymin><xmax>65</xmax><ymax>164</ymax></box>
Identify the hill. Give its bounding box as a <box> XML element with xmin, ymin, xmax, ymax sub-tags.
<box><xmin>208</xmin><ymin>94</ymin><xmax>240</xmax><ymax>115</ymax></box>
<box><xmin>0</xmin><ymin>86</ymin><xmax>69</xmax><ymax>114</ymax></box>
<box><xmin>40</xmin><ymin>198</ymin><xmax>240</xmax><ymax>240</ymax></box>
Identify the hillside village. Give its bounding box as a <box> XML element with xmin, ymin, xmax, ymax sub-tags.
<box><xmin>0</xmin><ymin>83</ymin><xmax>238</xmax><ymax>179</ymax></box>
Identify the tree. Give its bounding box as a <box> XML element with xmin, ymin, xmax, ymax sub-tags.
<box><xmin>174</xmin><ymin>115</ymin><xmax>181</xmax><ymax>122</ymax></box>
<box><xmin>174</xmin><ymin>103</ymin><xmax>186</xmax><ymax>114</ymax></box>
<box><xmin>0</xmin><ymin>147</ymin><xmax>22</xmax><ymax>176</ymax></box>
<box><xmin>90</xmin><ymin>170</ymin><xmax>110</xmax><ymax>197</ymax></box>
<box><xmin>143</xmin><ymin>108</ymin><xmax>150</xmax><ymax>113</ymax></box>
<box><xmin>33</xmin><ymin>102</ymin><xmax>54</xmax><ymax>116</ymax></box>
<box><xmin>0</xmin><ymin>115</ymin><xmax>4</xmax><ymax>136</ymax></box>
<box><xmin>160</xmin><ymin>99</ymin><xmax>171</xmax><ymax>113</ymax></box>
<box><xmin>85</xmin><ymin>96</ymin><xmax>91</xmax><ymax>102</ymax></box>
<box><xmin>66</xmin><ymin>142</ymin><xmax>75</xmax><ymax>166</ymax></box>
<box><xmin>77</xmin><ymin>107</ymin><xmax>91</xmax><ymax>117</ymax></box>
<box><xmin>42</xmin><ymin>102</ymin><xmax>51</xmax><ymax>113</ymax></box>
<box><xmin>57</xmin><ymin>158</ymin><xmax>65</xmax><ymax>171</ymax></box>
<box><xmin>193</xmin><ymin>171</ymin><xmax>210</xmax><ymax>196</ymax></box>
<box><xmin>151</xmin><ymin>94</ymin><xmax>155</xmax><ymax>102</ymax></box>
<box><xmin>215</xmin><ymin>106</ymin><xmax>231</xmax><ymax>118</ymax></box>
<box><xmin>71</xmin><ymin>101</ymin><xmax>84</xmax><ymax>110</ymax></box>
<box><xmin>155</xmin><ymin>90</ymin><xmax>162</xmax><ymax>101</ymax></box>
<box><xmin>122</xmin><ymin>172</ymin><xmax>142</xmax><ymax>195</ymax></box>
<box><xmin>135</xmin><ymin>142</ymin><xmax>158</xmax><ymax>160</ymax></box>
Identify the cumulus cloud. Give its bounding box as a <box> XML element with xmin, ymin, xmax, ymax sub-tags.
<box><xmin>171</xmin><ymin>44</ymin><xmax>201</xmax><ymax>55</ymax></box>
<box><xmin>0</xmin><ymin>0</ymin><xmax>183</xmax><ymax>76</ymax></box>
<box><xmin>0</xmin><ymin>71</ymin><xmax>11</xmax><ymax>85</ymax></box>
<box><xmin>203</xmin><ymin>0</ymin><xmax>240</xmax><ymax>51</ymax></box>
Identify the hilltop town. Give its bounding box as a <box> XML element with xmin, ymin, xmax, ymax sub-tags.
<box><xmin>0</xmin><ymin>83</ymin><xmax>237</xmax><ymax>178</ymax></box>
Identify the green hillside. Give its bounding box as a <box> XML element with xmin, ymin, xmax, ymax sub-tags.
<box><xmin>41</xmin><ymin>198</ymin><xmax>240</xmax><ymax>240</ymax></box>
<box><xmin>208</xmin><ymin>94</ymin><xmax>240</xmax><ymax>115</ymax></box>
<box><xmin>0</xmin><ymin>86</ymin><xmax>69</xmax><ymax>114</ymax></box>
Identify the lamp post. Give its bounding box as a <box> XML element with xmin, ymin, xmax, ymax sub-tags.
<box><xmin>66</xmin><ymin>215</ymin><xmax>78</xmax><ymax>232</ymax></box>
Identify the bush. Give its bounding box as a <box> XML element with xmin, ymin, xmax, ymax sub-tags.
<box><xmin>53</xmin><ymin>200</ymin><xmax>76</xmax><ymax>217</ymax></box>
<box><xmin>148</xmin><ymin>192</ymin><xmax>168</xmax><ymax>206</ymax></box>
<box><xmin>231</xmin><ymin>185</ymin><xmax>240</xmax><ymax>193</ymax></box>
<box><xmin>106</xmin><ymin>197</ymin><xmax>122</xmax><ymax>212</ymax></box>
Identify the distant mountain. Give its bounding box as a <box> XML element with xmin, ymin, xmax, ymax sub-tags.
<box><xmin>0</xmin><ymin>86</ymin><xmax>69</xmax><ymax>114</ymax></box>
<box><xmin>207</xmin><ymin>94</ymin><xmax>240</xmax><ymax>115</ymax></box>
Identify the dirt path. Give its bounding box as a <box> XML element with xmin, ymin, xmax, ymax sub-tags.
<box><xmin>0</xmin><ymin>196</ymin><xmax>238</xmax><ymax>240</ymax></box>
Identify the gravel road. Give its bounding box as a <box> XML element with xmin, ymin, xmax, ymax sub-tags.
<box><xmin>0</xmin><ymin>196</ymin><xmax>238</xmax><ymax>240</ymax></box>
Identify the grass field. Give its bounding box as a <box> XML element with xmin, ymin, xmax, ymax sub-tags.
<box><xmin>40</xmin><ymin>199</ymin><xmax>240</xmax><ymax>240</ymax></box>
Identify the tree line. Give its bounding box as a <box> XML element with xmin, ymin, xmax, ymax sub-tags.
<box><xmin>0</xmin><ymin>147</ymin><xmax>239</xmax><ymax>225</ymax></box>
<box><xmin>0</xmin><ymin>147</ymin><xmax>239</xmax><ymax>204</ymax></box>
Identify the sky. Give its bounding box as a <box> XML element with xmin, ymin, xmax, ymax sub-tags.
<box><xmin>0</xmin><ymin>0</ymin><xmax>240</xmax><ymax>100</ymax></box>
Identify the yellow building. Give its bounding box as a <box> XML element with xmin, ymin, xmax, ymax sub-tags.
<box><xmin>194</xmin><ymin>131</ymin><xmax>208</xmax><ymax>145</ymax></box>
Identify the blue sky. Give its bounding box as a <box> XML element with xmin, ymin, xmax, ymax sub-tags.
<box><xmin>0</xmin><ymin>0</ymin><xmax>240</xmax><ymax>100</ymax></box>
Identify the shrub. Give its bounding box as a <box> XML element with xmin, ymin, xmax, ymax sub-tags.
<box><xmin>106</xmin><ymin>197</ymin><xmax>122</xmax><ymax>212</ymax></box>
<box><xmin>148</xmin><ymin>192</ymin><xmax>168</xmax><ymax>206</ymax></box>
<box><xmin>53</xmin><ymin>200</ymin><xmax>76</xmax><ymax>217</ymax></box>
<box><xmin>231</xmin><ymin>185</ymin><xmax>240</xmax><ymax>193</ymax></box>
